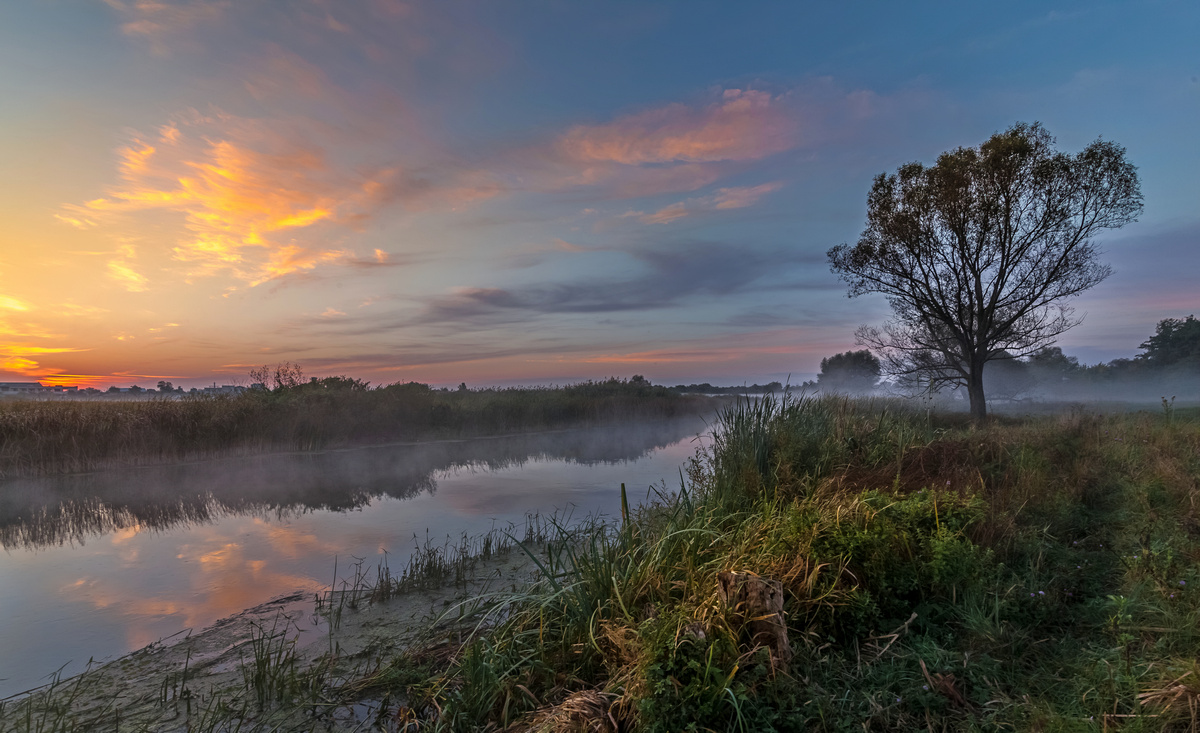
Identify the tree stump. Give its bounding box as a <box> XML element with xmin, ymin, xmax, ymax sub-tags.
<box><xmin>717</xmin><ymin>571</ymin><xmax>791</xmax><ymax>671</ymax></box>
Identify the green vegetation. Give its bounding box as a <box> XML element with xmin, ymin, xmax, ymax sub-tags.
<box><xmin>359</xmin><ymin>395</ymin><xmax>1200</xmax><ymax>731</ymax></box>
<box><xmin>0</xmin><ymin>378</ymin><xmax>704</xmax><ymax>477</ymax></box>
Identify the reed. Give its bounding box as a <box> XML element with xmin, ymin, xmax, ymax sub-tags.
<box><xmin>0</xmin><ymin>378</ymin><xmax>709</xmax><ymax>478</ymax></box>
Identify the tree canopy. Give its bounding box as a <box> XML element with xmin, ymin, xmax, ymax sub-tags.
<box><xmin>816</xmin><ymin>350</ymin><xmax>881</xmax><ymax>394</ymax></box>
<box><xmin>828</xmin><ymin>122</ymin><xmax>1141</xmax><ymax>420</ymax></box>
<box><xmin>1138</xmin><ymin>315</ymin><xmax>1200</xmax><ymax>368</ymax></box>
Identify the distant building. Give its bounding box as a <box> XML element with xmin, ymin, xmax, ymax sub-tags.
<box><xmin>0</xmin><ymin>382</ymin><xmax>44</xmax><ymax>394</ymax></box>
<box><xmin>0</xmin><ymin>382</ymin><xmax>78</xmax><ymax>396</ymax></box>
<box><xmin>201</xmin><ymin>384</ymin><xmax>245</xmax><ymax>395</ymax></box>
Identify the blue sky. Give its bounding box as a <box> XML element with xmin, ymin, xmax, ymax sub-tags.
<box><xmin>0</xmin><ymin>1</ymin><xmax>1196</xmax><ymax>387</ymax></box>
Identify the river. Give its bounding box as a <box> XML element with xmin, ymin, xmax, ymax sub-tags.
<box><xmin>0</xmin><ymin>418</ymin><xmax>709</xmax><ymax>699</ymax></box>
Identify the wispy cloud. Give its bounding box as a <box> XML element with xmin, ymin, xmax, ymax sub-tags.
<box><xmin>106</xmin><ymin>244</ymin><xmax>149</xmax><ymax>292</ymax></box>
<box><xmin>510</xmin><ymin>89</ymin><xmax>798</xmax><ymax>201</ymax></box>
<box><xmin>557</xmin><ymin>90</ymin><xmax>796</xmax><ymax>165</ymax></box>
<box><xmin>105</xmin><ymin>0</ymin><xmax>230</xmax><ymax>55</ymax></box>
<box><xmin>56</xmin><ymin>303</ymin><xmax>110</xmax><ymax>317</ymax></box>
<box><xmin>631</xmin><ymin>181</ymin><xmax>785</xmax><ymax>224</ymax></box>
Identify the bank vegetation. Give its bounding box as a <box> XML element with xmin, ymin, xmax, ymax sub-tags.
<box><xmin>0</xmin><ymin>378</ymin><xmax>704</xmax><ymax>478</ymax></box>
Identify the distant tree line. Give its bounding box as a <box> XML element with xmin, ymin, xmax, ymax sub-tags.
<box><xmin>981</xmin><ymin>314</ymin><xmax>1200</xmax><ymax>403</ymax></box>
<box><xmin>809</xmin><ymin>315</ymin><xmax>1200</xmax><ymax>403</ymax></box>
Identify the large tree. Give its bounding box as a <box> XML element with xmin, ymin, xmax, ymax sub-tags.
<box><xmin>828</xmin><ymin>122</ymin><xmax>1141</xmax><ymax>420</ymax></box>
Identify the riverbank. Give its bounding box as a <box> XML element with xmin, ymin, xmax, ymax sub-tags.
<box><xmin>368</xmin><ymin>397</ymin><xmax>1200</xmax><ymax>731</ymax></box>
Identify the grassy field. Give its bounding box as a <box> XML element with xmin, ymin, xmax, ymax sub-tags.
<box><xmin>5</xmin><ymin>396</ymin><xmax>1200</xmax><ymax>731</ymax></box>
<box><xmin>360</xmin><ymin>395</ymin><xmax>1200</xmax><ymax>731</ymax></box>
<box><xmin>0</xmin><ymin>378</ymin><xmax>704</xmax><ymax>477</ymax></box>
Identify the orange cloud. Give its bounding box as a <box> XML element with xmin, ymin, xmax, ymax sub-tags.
<box><xmin>557</xmin><ymin>90</ymin><xmax>797</xmax><ymax>165</ymax></box>
<box><xmin>0</xmin><ymin>297</ymin><xmax>88</xmax><ymax>379</ymax></box>
<box><xmin>0</xmin><ymin>345</ymin><xmax>87</xmax><ymax>376</ymax></box>
<box><xmin>107</xmin><ymin>243</ymin><xmax>149</xmax><ymax>292</ymax></box>
<box><xmin>64</xmin><ymin>105</ymin><xmax>500</xmax><ymax>289</ymax></box>
<box><xmin>38</xmin><ymin>373</ymin><xmax>112</xmax><ymax>388</ymax></box>
<box><xmin>65</xmin><ymin>114</ymin><xmax>398</xmax><ymax>287</ymax></box>
<box><xmin>0</xmin><ymin>296</ymin><xmax>30</xmax><ymax>312</ymax></box>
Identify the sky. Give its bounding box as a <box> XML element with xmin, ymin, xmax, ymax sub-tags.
<box><xmin>0</xmin><ymin>1</ymin><xmax>1197</xmax><ymax>389</ymax></box>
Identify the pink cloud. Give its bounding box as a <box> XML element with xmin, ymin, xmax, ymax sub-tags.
<box><xmin>635</xmin><ymin>181</ymin><xmax>785</xmax><ymax>224</ymax></box>
<box><xmin>557</xmin><ymin>90</ymin><xmax>797</xmax><ymax>165</ymax></box>
<box><xmin>639</xmin><ymin>203</ymin><xmax>689</xmax><ymax>225</ymax></box>
<box><xmin>510</xmin><ymin>90</ymin><xmax>796</xmax><ymax>200</ymax></box>
<box><xmin>711</xmin><ymin>182</ymin><xmax>784</xmax><ymax>209</ymax></box>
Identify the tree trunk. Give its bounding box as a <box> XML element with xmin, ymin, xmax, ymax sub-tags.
<box><xmin>967</xmin><ymin>364</ymin><xmax>987</xmax><ymax>422</ymax></box>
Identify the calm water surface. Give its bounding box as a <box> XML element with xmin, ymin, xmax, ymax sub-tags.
<box><xmin>0</xmin><ymin>419</ymin><xmax>709</xmax><ymax>698</ymax></box>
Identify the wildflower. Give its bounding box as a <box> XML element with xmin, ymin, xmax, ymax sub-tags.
<box><xmin>923</xmin><ymin>685</ymin><xmax>929</xmax><ymax>691</ymax></box>
<box><xmin>1181</xmin><ymin>580</ymin><xmax>1187</xmax><ymax>586</ymax></box>
<box><xmin>1038</xmin><ymin>590</ymin><xmax>1045</xmax><ymax>595</ymax></box>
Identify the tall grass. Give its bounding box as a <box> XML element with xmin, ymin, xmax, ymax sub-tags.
<box><xmin>0</xmin><ymin>378</ymin><xmax>707</xmax><ymax>477</ymax></box>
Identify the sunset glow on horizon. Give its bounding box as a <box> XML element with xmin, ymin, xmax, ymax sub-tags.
<box><xmin>1</xmin><ymin>2</ymin><xmax>1196</xmax><ymax>388</ymax></box>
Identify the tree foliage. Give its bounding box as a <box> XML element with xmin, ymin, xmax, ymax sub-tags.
<box><xmin>1138</xmin><ymin>315</ymin><xmax>1200</xmax><ymax>368</ymax></box>
<box><xmin>816</xmin><ymin>350</ymin><xmax>881</xmax><ymax>394</ymax></box>
<box><xmin>828</xmin><ymin>122</ymin><xmax>1141</xmax><ymax>419</ymax></box>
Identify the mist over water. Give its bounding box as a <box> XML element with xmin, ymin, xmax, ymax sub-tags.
<box><xmin>0</xmin><ymin>418</ymin><xmax>709</xmax><ymax>698</ymax></box>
